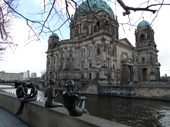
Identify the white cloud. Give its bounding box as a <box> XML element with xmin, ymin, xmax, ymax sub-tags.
<box><xmin>0</xmin><ymin>18</ymin><xmax>48</xmax><ymax>77</ymax></box>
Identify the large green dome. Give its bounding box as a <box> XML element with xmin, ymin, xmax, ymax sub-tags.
<box><xmin>72</xmin><ymin>0</ymin><xmax>116</xmax><ymax>20</ymax></box>
<box><xmin>137</xmin><ymin>20</ymin><xmax>151</xmax><ymax>29</ymax></box>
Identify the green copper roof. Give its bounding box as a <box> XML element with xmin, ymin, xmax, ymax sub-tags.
<box><xmin>72</xmin><ymin>0</ymin><xmax>116</xmax><ymax>20</ymax></box>
<box><xmin>49</xmin><ymin>33</ymin><xmax>59</xmax><ymax>38</ymax></box>
<box><xmin>137</xmin><ymin>20</ymin><xmax>151</xmax><ymax>29</ymax></box>
<box><xmin>155</xmin><ymin>62</ymin><xmax>160</xmax><ymax>65</ymax></box>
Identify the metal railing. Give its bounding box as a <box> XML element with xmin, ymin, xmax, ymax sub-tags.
<box><xmin>99</xmin><ymin>82</ymin><xmax>170</xmax><ymax>87</ymax></box>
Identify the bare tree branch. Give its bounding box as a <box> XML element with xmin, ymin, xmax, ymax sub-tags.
<box><xmin>117</xmin><ymin>0</ymin><xmax>158</xmax><ymax>16</ymax></box>
<box><xmin>0</xmin><ymin>0</ymin><xmax>170</xmax><ymax>61</ymax></box>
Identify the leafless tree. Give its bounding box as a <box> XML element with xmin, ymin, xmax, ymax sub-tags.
<box><xmin>0</xmin><ymin>0</ymin><xmax>19</xmax><ymax>60</ymax></box>
<box><xmin>0</xmin><ymin>0</ymin><xmax>170</xmax><ymax>56</ymax></box>
<box><xmin>40</xmin><ymin>70</ymin><xmax>46</xmax><ymax>80</ymax></box>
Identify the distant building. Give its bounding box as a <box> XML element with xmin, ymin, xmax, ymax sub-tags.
<box><xmin>0</xmin><ymin>72</ymin><xmax>23</xmax><ymax>81</ymax></box>
<box><xmin>29</xmin><ymin>73</ymin><xmax>41</xmax><ymax>86</ymax></box>
<box><xmin>31</xmin><ymin>72</ymin><xmax>37</xmax><ymax>78</ymax></box>
<box><xmin>45</xmin><ymin>0</ymin><xmax>161</xmax><ymax>89</ymax></box>
<box><xmin>23</xmin><ymin>70</ymin><xmax>30</xmax><ymax>81</ymax></box>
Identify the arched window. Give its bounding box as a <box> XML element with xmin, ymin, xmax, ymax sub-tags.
<box><xmin>106</xmin><ymin>48</ymin><xmax>109</xmax><ymax>55</ymax></box>
<box><xmin>57</xmin><ymin>57</ymin><xmax>59</xmax><ymax>63</ymax></box>
<box><xmin>97</xmin><ymin>21</ymin><xmax>100</xmax><ymax>27</ymax></box>
<box><xmin>94</xmin><ymin>25</ymin><xmax>97</xmax><ymax>32</ymax></box>
<box><xmin>68</xmin><ymin>62</ymin><xmax>73</xmax><ymax>71</ymax></box>
<box><xmin>81</xmin><ymin>74</ymin><xmax>84</xmax><ymax>79</ymax></box>
<box><xmin>97</xmin><ymin>48</ymin><xmax>100</xmax><ymax>55</ymax></box>
<box><xmin>151</xmin><ymin>33</ymin><xmax>154</xmax><ymax>41</ymax></box>
<box><xmin>147</xmin><ymin>32</ymin><xmax>150</xmax><ymax>39</ymax></box>
<box><xmin>53</xmin><ymin>66</ymin><xmax>55</xmax><ymax>72</ymax></box>
<box><xmin>140</xmin><ymin>34</ymin><xmax>145</xmax><ymax>41</ymax></box>
<box><xmin>106</xmin><ymin>61</ymin><xmax>109</xmax><ymax>67</ymax></box>
<box><xmin>47</xmin><ymin>58</ymin><xmax>50</xmax><ymax>65</ymax></box>
<box><xmin>82</xmin><ymin>51</ymin><xmax>85</xmax><ymax>58</ymax></box>
<box><xmin>150</xmin><ymin>55</ymin><xmax>153</xmax><ymax>64</ymax></box>
<box><xmin>53</xmin><ymin>58</ymin><xmax>55</xmax><ymax>64</ymax></box>
<box><xmin>96</xmin><ymin>73</ymin><xmax>99</xmax><ymax>79</ymax></box>
<box><xmin>142</xmin><ymin>58</ymin><xmax>145</xmax><ymax>63</ymax></box>
<box><xmin>89</xmin><ymin>49</ymin><xmax>92</xmax><ymax>57</ymax></box>
<box><xmin>112</xmin><ymin>50</ymin><xmax>115</xmax><ymax>56</ymax></box>
<box><xmin>106</xmin><ymin>48</ymin><xmax>110</xmax><ymax>55</ymax></box>
<box><xmin>112</xmin><ymin>28</ymin><xmax>115</xmax><ymax>35</ymax></box>
<box><xmin>89</xmin><ymin>63</ymin><xmax>92</xmax><ymax>68</ymax></box>
<box><xmin>60</xmin><ymin>63</ymin><xmax>64</xmax><ymax>70</ymax></box>
<box><xmin>83</xmin><ymin>23</ymin><xmax>86</xmax><ymax>29</ymax></box>
<box><xmin>81</xmin><ymin>63</ymin><xmax>84</xmax><ymax>69</ymax></box>
<box><xmin>113</xmin><ymin>64</ymin><xmax>115</xmax><ymax>71</ymax></box>
<box><xmin>101</xmin><ymin>23</ymin><xmax>104</xmax><ymax>30</ymax></box>
<box><xmin>75</xmin><ymin>26</ymin><xmax>78</xmax><ymax>37</ymax></box>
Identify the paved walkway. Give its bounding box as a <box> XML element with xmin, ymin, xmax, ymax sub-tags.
<box><xmin>0</xmin><ymin>108</ymin><xmax>29</xmax><ymax>127</ymax></box>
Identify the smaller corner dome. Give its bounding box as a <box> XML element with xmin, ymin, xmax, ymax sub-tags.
<box><xmin>49</xmin><ymin>33</ymin><xmax>59</xmax><ymax>38</ymax></box>
<box><xmin>137</xmin><ymin>20</ymin><xmax>151</xmax><ymax>29</ymax></box>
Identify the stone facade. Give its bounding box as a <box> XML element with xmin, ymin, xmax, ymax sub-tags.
<box><xmin>0</xmin><ymin>72</ymin><xmax>23</xmax><ymax>81</ymax></box>
<box><xmin>45</xmin><ymin>0</ymin><xmax>160</xmax><ymax>89</ymax></box>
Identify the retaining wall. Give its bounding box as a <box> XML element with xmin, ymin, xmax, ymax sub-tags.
<box><xmin>0</xmin><ymin>92</ymin><xmax>127</xmax><ymax>127</ymax></box>
<box><xmin>98</xmin><ymin>86</ymin><xmax>170</xmax><ymax>100</ymax></box>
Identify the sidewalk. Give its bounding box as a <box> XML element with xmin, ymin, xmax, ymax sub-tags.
<box><xmin>0</xmin><ymin>108</ymin><xmax>29</xmax><ymax>127</ymax></box>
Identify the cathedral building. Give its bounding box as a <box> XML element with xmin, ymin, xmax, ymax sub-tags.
<box><xmin>45</xmin><ymin>0</ymin><xmax>160</xmax><ymax>89</ymax></box>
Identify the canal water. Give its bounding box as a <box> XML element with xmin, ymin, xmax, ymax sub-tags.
<box><xmin>0</xmin><ymin>85</ymin><xmax>170</xmax><ymax>127</ymax></box>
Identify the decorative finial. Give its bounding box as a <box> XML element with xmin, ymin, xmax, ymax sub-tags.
<box><xmin>142</xmin><ymin>17</ymin><xmax>144</xmax><ymax>20</ymax></box>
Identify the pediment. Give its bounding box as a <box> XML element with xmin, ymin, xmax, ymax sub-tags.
<box><xmin>119</xmin><ymin>38</ymin><xmax>134</xmax><ymax>47</ymax></box>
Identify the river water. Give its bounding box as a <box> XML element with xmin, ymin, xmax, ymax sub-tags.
<box><xmin>0</xmin><ymin>85</ymin><xmax>170</xmax><ymax>127</ymax></box>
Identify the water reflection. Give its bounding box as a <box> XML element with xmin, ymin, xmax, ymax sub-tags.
<box><xmin>158</xmin><ymin>107</ymin><xmax>170</xmax><ymax>127</ymax></box>
<box><xmin>53</xmin><ymin>93</ymin><xmax>170</xmax><ymax>127</ymax></box>
<box><xmin>0</xmin><ymin>85</ymin><xmax>13</xmax><ymax>88</ymax></box>
<box><xmin>1</xmin><ymin>85</ymin><xmax>170</xmax><ymax>127</ymax></box>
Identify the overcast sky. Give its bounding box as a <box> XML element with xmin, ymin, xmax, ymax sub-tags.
<box><xmin>0</xmin><ymin>0</ymin><xmax>170</xmax><ymax>77</ymax></box>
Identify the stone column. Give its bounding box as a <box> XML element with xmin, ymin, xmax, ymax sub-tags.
<box><xmin>76</xmin><ymin>48</ymin><xmax>79</xmax><ymax>69</ymax></box>
<box><xmin>92</xmin><ymin>45</ymin><xmax>95</xmax><ymax>67</ymax></box>
<box><xmin>46</xmin><ymin>56</ymin><xmax>48</xmax><ymax>72</ymax></box>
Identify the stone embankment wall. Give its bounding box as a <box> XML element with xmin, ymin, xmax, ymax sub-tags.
<box><xmin>81</xmin><ymin>85</ymin><xmax>98</xmax><ymax>94</ymax></box>
<box><xmin>0</xmin><ymin>92</ymin><xmax>127</xmax><ymax>127</ymax></box>
<box><xmin>98</xmin><ymin>86</ymin><xmax>170</xmax><ymax>100</ymax></box>
<box><xmin>0</xmin><ymin>83</ymin><xmax>14</xmax><ymax>86</ymax></box>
